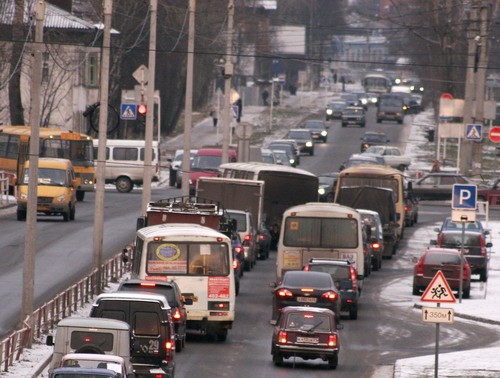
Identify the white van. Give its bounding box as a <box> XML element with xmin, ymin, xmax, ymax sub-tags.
<box><xmin>93</xmin><ymin>139</ymin><xmax>159</xmax><ymax>193</ymax></box>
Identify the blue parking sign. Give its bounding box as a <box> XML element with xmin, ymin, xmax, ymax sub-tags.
<box><xmin>452</xmin><ymin>184</ymin><xmax>477</xmax><ymax>210</ymax></box>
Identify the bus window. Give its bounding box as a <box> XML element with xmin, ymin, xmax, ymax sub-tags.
<box><xmin>284</xmin><ymin>217</ymin><xmax>358</xmax><ymax>248</ymax></box>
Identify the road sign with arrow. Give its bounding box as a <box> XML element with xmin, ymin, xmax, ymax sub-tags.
<box><xmin>422</xmin><ymin>307</ymin><xmax>454</xmax><ymax>324</ymax></box>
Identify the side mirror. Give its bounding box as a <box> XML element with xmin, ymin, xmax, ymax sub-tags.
<box><xmin>430</xmin><ymin>240</ymin><xmax>437</xmax><ymax>246</ymax></box>
<box><xmin>122</xmin><ymin>246</ymin><xmax>131</xmax><ymax>263</ymax></box>
<box><xmin>71</xmin><ymin>179</ymin><xmax>78</xmax><ymax>187</ymax></box>
<box><xmin>486</xmin><ymin>242</ymin><xmax>493</xmax><ymax>248</ymax></box>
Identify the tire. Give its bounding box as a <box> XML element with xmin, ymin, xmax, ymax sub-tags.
<box><xmin>115</xmin><ymin>176</ymin><xmax>133</xmax><ymax>193</ymax></box>
<box><xmin>372</xmin><ymin>258</ymin><xmax>379</xmax><ymax>271</ymax></box>
<box><xmin>175</xmin><ymin>339</ymin><xmax>182</xmax><ymax>352</ymax></box>
<box><xmin>412</xmin><ymin>284</ymin><xmax>420</xmax><ymax>296</ymax></box>
<box><xmin>397</xmin><ymin>119</ymin><xmax>403</xmax><ymax>124</ymax></box>
<box><xmin>235</xmin><ymin>280</ymin><xmax>240</xmax><ymax>296</ymax></box>
<box><xmin>378</xmin><ymin>258</ymin><xmax>382</xmax><ymax>270</ymax></box>
<box><xmin>216</xmin><ymin>328</ymin><xmax>228</xmax><ymax>342</ymax></box>
<box><xmin>69</xmin><ymin>205</ymin><xmax>75</xmax><ymax>221</ymax></box>
<box><xmin>244</xmin><ymin>261</ymin><xmax>251</xmax><ymax>271</ymax></box>
<box><xmin>360</xmin><ymin>123</ymin><xmax>365</xmax><ymax>128</ymax></box>
<box><xmin>328</xmin><ymin>354</ymin><xmax>338</xmax><ymax>369</ymax></box>
<box><xmin>349</xmin><ymin>306</ymin><xmax>358</xmax><ymax>320</ymax></box>
<box><xmin>76</xmin><ymin>190</ymin><xmax>85</xmax><ymax>201</ymax></box>
<box><xmin>176</xmin><ymin>179</ymin><xmax>182</xmax><ymax>189</ymax></box>
<box><xmin>63</xmin><ymin>208</ymin><xmax>70</xmax><ymax>222</ymax></box>
<box><xmin>480</xmin><ymin>269</ymin><xmax>488</xmax><ymax>282</ymax></box>
<box><xmin>17</xmin><ymin>209</ymin><xmax>26</xmax><ymax>221</ymax></box>
<box><xmin>272</xmin><ymin>353</ymin><xmax>283</xmax><ymax>366</ymax></box>
<box><xmin>377</xmin><ymin>118</ymin><xmax>382</xmax><ymax>123</ymax></box>
<box><xmin>310</xmin><ymin>150</ymin><xmax>314</xmax><ymax>156</ymax></box>
<box><xmin>341</xmin><ymin>123</ymin><xmax>347</xmax><ymax>128</ymax></box>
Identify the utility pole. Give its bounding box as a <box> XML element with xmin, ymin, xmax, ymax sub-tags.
<box><xmin>181</xmin><ymin>0</ymin><xmax>195</xmax><ymax>196</ymax></box>
<box><xmin>471</xmin><ymin>1</ymin><xmax>492</xmax><ymax>175</ymax></box>
<box><xmin>221</xmin><ymin>0</ymin><xmax>234</xmax><ymax>164</ymax></box>
<box><xmin>141</xmin><ymin>0</ymin><xmax>157</xmax><ymax>212</ymax></box>
<box><xmin>93</xmin><ymin>0</ymin><xmax>112</xmax><ymax>293</ymax></box>
<box><xmin>21</xmin><ymin>0</ymin><xmax>45</xmax><ymax>345</ymax></box>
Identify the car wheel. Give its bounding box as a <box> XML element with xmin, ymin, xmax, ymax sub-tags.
<box><xmin>398</xmin><ymin>119</ymin><xmax>403</xmax><ymax>124</ymax></box>
<box><xmin>175</xmin><ymin>339</ymin><xmax>183</xmax><ymax>352</ymax></box>
<box><xmin>372</xmin><ymin>258</ymin><xmax>379</xmax><ymax>271</ymax></box>
<box><xmin>272</xmin><ymin>353</ymin><xmax>283</xmax><ymax>366</ymax></box>
<box><xmin>378</xmin><ymin>258</ymin><xmax>382</xmax><ymax>270</ymax></box>
<box><xmin>349</xmin><ymin>306</ymin><xmax>358</xmax><ymax>320</ymax></box>
<box><xmin>216</xmin><ymin>329</ymin><xmax>228</xmax><ymax>342</ymax></box>
<box><xmin>244</xmin><ymin>261</ymin><xmax>251</xmax><ymax>271</ymax></box>
<box><xmin>414</xmin><ymin>214</ymin><xmax>418</xmax><ymax>224</ymax></box>
<box><xmin>328</xmin><ymin>354</ymin><xmax>338</xmax><ymax>369</ymax></box>
<box><xmin>115</xmin><ymin>176</ymin><xmax>133</xmax><ymax>193</ymax></box>
<box><xmin>176</xmin><ymin>179</ymin><xmax>182</xmax><ymax>189</ymax></box>
<box><xmin>341</xmin><ymin>123</ymin><xmax>346</xmax><ymax>128</ymax></box>
<box><xmin>63</xmin><ymin>208</ymin><xmax>70</xmax><ymax>222</ymax></box>
<box><xmin>76</xmin><ymin>191</ymin><xmax>85</xmax><ymax>201</ymax></box>
<box><xmin>310</xmin><ymin>150</ymin><xmax>314</xmax><ymax>156</ymax></box>
<box><xmin>16</xmin><ymin>209</ymin><xmax>26</xmax><ymax>221</ymax></box>
<box><xmin>480</xmin><ymin>270</ymin><xmax>488</xmax><ymax>282</ymax></box>
<box><xmin>412</xmin><ymin>284</ymin><xmax>420</xmax><ymax>296</ymax></box>
<box><xmin>463</xmin><ymin>287</ymin><xmax>471</xmax><ymax>299</ymax></box>
<box><xmin>360</xmin><ymin>123</ymin><xmax>365</xmax><ymax>128</ymax></box>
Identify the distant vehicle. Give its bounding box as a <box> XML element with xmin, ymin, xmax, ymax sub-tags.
<box><xmin>341</xmin><ymin>106</ymin><xmax>366</xmax><ymax>128</ymax></box>
<box><xmin>271</xmin><ymin>306</ymin><xmax>342</xmax><ymax>369</ymax></box>
<box><xmin>412</xmin><ymin>173</ymin><xmax>472</xmax><ymax>200</ymax></box>
<box><xmin>404</xmin><ymin>197</ymin><xmax>419</xmax><ymax>227</ymax></box>
<box><xmin>317</xmin><ymin>172</ymin><xmax>339</xmax><ymax>202</ymax></box>
<box><xmin>304</xmin><ymin>258</ymin><xmax>360</xmax><ymax>319</ymax></box>
<box><xmin>362</xmin><ymin>145</ymin><xmax>412</xmax><ymax>171</ymax></box>
<box><xmin>360</xmin><ymin>131</ymin><xmax>390</xmax><ymax>152</ymax></box>
<box><xmin>325</xmin><ymin>101</ymin><xmax>347</xmax><ymax>120</ymax></box>
<box><xmin>268</xmin><ymin>140</ymin><xmax>300</xmax><ymax>166</ymax></box>
<box><xmin>339</xmin><ymin>154</ymin><xmax>383</xmax><ymax>171</ymax></box>
<box><xmin>271</xmin><ymin>270</ymin><xmax>341</xmax><ymax>322</ymax></box>
<box><xmin>357</xmin><ymin>209</ymin><xmax>384</xmax><ymax>271</ymax></box>
<box><xmin>59</xmin><ymin>353</ymin><xmax>134</xmax><ymax>378</ymax></box>
<box><xmin>271</xmin><ymin>149</ymin><xmax>293</xmax><ymax>166</ymax></box>
<box><xmin>256</xmin><ymin>221</ymin><xmax>272</xmax><ymax>260</ymax></box>
<box><xmin>168</xmin><ymin>148</ymin><xmax>197</xmax><ymax>188</ymax></box>
<box><xmin>260</xmin><ymin>148</ymin><xmax>277</xmax><ymax>164</ymax></box>
<box><xmin>227</xmin><ymin>209</ymin><xmax>258</xmax><ymax>271</ymax></box>
<box><xmin>231</xmin><ymin>232</ymin><xmax>244</xmax><ymax>293</ymax></box>
<box><xmin>362</xmin><ymin>73</ymin><xmax>391</xmax><ymax>94</ymax></box>
<box><xmin>340</xmin><ymin>92</ymin><xmax>361</xmax><ymax>106</ymax></box>
<box><xmin>301</xmin><ymin>119</ymin><xmax>328</xmax><ymax>143</ymax></box>
<box><xmin>434</xmin><ymin>216</ymin><xmax>489</xmax><ymax>237</ymax></box>
<box><xmin>52</xmin><ymin>367</ymin><xmax>122</xmax><ymax>377</ymax></box>
<box><xmin>412</xmin><ymin>248</ymin><xmax>471</xmax><ymax>298</ymax></box>
<box><xmin>477</xmin><ymin>177</ymin><xmax>500</xmax><ymax>205</ymax></box>
<box><xmin>188</xmin><ymin>148</ymin><xmax>237</xmax><ymax>194</ymax></box>
<box><xmin>377</xmin><ymin>93</ymin><xmax>405</xmax><ymax>124</ymax></box>
<box><xmin>433</xmin><ymin>230</ymin><xmax>492</xmax><ymax>282</ymax></box>
<box><xmin>286</xmin><ymin>129</ymin><xmax>315</xmax><ymax>156</ymax></box>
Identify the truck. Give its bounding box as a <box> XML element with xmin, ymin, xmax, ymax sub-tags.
<box><xmin>362</xmin><ymin>145</ymin><xmax>412</xmax><ymax>171</ymax></box>
<box><xmin>335</xmin><ymin>186</ymin><xmax>399</xmax><ymax>258</ymax></box>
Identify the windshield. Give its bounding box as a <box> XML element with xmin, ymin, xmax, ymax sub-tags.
<box><xmin>22</xmin><ymin>167</ymin><xmax>68</xmax><ymax>186</ymax></box>
<box><xmin>363</xmin><ymin>134</ymin><xmax>387</xmax><ymax>143</ymax></box>
<box><xmin>41</xmin><ymin>139</ymin><xmax>94</xmax><ymax>166</ymax></box>
<box><xmin>191</xmin><ymin>155</ymin><xmax>222</xmax><ymax>170</ymax></box>
<box><xmin>303</xmin><ymin>121</ymin><xmax>324</xmax><ymax>129</ymax></box>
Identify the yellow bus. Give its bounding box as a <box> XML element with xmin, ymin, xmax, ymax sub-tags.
<box><xmin>0</xmin><ymin>126</ymin><xmax>95</xmax><ymax>201</ymax></box>
<box><xmin>334</xmin><ymin>164</ymin><xmax>406</xmax><ymax>252</ymax></box>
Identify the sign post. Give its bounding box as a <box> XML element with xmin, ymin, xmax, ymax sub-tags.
<box><xmin>421</xmin><ymin>270</ymin><xmax>457</xmax><ymax>378</ymax></box>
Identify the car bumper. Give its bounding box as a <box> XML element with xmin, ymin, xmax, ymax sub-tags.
<box><xmin>272</xmin><ymin>343</ymin><xmax>339</xmax><ymax>359</ymax></box>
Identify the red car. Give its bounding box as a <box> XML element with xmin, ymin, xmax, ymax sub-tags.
<box><xmin>412</xmin><ymin>248</ymin><xmax>471</xmax><ymax>298</ymax></box>
<box><xmin>478</xmin><ymin>178</ymin><xmax>500</xmax><ymax>205</ymax></box>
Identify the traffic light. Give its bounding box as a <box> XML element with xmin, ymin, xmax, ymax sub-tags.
<box><xmin>138</xmin><ymin>104</ymin><xmax>147</xmax><ymax>115</ymax></box>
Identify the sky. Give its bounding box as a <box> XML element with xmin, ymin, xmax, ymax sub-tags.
<box><xmin>2</xmin><ymin>89</ymin><xmax>500</xmax><ymax>377</ymax></box>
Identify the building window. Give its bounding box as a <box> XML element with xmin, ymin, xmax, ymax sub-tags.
<box><xmin>42</xmin><ymin>52</ymin><xmax>49</xmax><ymax>83</ymax></box>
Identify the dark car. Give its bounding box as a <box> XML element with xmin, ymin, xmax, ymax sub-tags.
<box><xmin>52</xmin><ymin>367</ymin><xmax>122</xmax><ymax>378</ymax></box>
<box><xmin>433</xmin><ymin>230</ymin><xmax>492</xmax><ymax>282</ymax></box>
<box><xmin>271</xmin><ymin>149</ymin><xmax>293</xmax><ymax>166</ymax></box>
<box><xmin>271</xmin><ymin>271</ymin><xmax>341</xmax><ymax>322</ymax></box>
<box><xmin>358</xmin><ymin>209</ymin><xmax>384</xmax><ymax>271</ymax></box>
<box><xmin>286</xmin><ymin>129</ymin><xmax>315</xmax><ymax>156</ymax></box>
<box><xmin>271</xmin><ymin>306</ymin><xmax>342</xmax><ymax>369</ymax></box>
<box><xmin>268</xmin><ymin>140</ymin><xmax>300</xmax><ymax>166</ymax></box>
<box><xmin>256</xmin><ymin>221</ymin><xmax>272</xmax><ymax>259</ymax></box>
<box><xmin>340</xmin><ymin>92</ymin><xmax>361</xmax><ymax>106</ymax></box>
<box><xmin>341</xmin><ymin>106</ymin><xmax>366</xmax><ymax>128</ymax></box>
<box><xmin>412</xmin><ymin>173</ymin><xmax>472</xmax><ymax>200</ymax></box>
<box><xmin>404</xmin><ymin>196</ymin><xmax>419</xmax><ymax>227</ymax></box>
<box><xmin>302</xmin><ymin>119</ymin><xmax>328</xmax><ymax>143</ymax></box>
<box><xmin>230</xmin><ymin>231</ymin><xmax>245</xmax><ymax>278</ymax></box>
<box><xmin>303</xmin><ymin>259</ymin><xmax>360</xmax><ymax>320</ymax></box>
<box><xmin>325</xmin><ymin>101</ymin><xmax>346</xmax><ymax>120</ymax></box>
<box><xmin>318</xmin><ymin>172</ymin><xmax>339</xmax><ymax>202</ymax></box>
<box><xmin>412</xmin><ymin>248</ymin><xmax>471</xmax><ymax>298</ymax></box>
<box><xmin>117</xmin><ymin>279</ymin><xmax>189</xmax><ymax>352</ymax></box>
<box><xmin>360</xmin><ymin>131</ymin><xmax>390</xmax><ymax>152</ymax></box>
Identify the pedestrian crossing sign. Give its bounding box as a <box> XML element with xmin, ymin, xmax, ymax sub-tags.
<box><xmin>420</xmin><ymin>270</ymin><xmax>456</xmax><ymax>303</ymax></box>
<box><xmin>465</xmin><ymin>124</ymin><xmax>482</xmax><ymax>141</ymax></box>
<box><xmin>120</xmin><ymin>103</ymin><xmax>137</xmax><ymax>120</ymax></box>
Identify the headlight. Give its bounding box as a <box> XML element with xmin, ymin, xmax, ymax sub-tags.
<box><xmin>321</xmin><ymin>131</ymin><xmax>327</xmax><ymax>136</ymax></box>
<box><xmin>326</xmin><ymin>109</ymin><xmax>333</xmax><ymax>115</ymax></box>
<box><xmin>318</xmin><ymin>188</ymin><xmax>325</xmax><ymax>195</ymax></box>
<box><xmin>289</xmin><ymin>159</ymin><xmax>295</xmax><ymax>165</ymax></box>
<box><xmin>361</xmin><ymin>99</ymin><xmax>368</xmax><ymax>105</ymax></box>
<box><xmin>55</xmin><ymin>195</ymin><xmax>66</xmax><ymax>203</ymax></box>
<box><xmin>306</xmin><ymin>142</ymin><xmax>313</xmax><ymax>147</ymax></box>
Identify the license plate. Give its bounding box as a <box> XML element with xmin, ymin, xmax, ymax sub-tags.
<box><xmin>297</xmin><ymin>297</ymin><xmax>317</xmax><ymax>303</ymax></box>
<box><xmin>296</xmin><ymin>336</ymin><xmax>319</xmax><ymax>344</ymax></box>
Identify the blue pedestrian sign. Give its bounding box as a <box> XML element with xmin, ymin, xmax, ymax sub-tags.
<box><xmin>452</xmin><ymin>184</ymin><xmax>477</xmax><ymax>210</ymax></box>
<box><xmin>465</xmin><ymin>124</ymin><xmax>482</xmax><ymax>141</ymax></box>
<box><xmin>120</xmin><ymin>103</ymin><xmax>137</xmax><ymax>120</ymax></box>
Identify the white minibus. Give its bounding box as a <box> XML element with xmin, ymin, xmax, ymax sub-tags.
<box><xmin>276</xmin><ymin>202</ymin><xmax>365</xmax><ymax>287</ymax></box>
<box><xmin>130</xmin><ymin>223</ymin><xmax>235</xmax><ymax>341</ymax></box>
<box><xmin>92</xmin><ymin>139</ymin><xmax>159</xmax><ymax>193</ymax></box>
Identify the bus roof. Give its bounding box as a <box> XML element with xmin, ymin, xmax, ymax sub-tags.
<box><xmin>219</xmin><ymin>162</ymin><xmax>316</xmax><ymax>178</ymax></box>
<box><xmin>0</xmin><ymin>125</ymin><xmax>92</xmax><ymax>140</ymax></box>
<box><xmin>283</xmin><ymin>202</ymin><xmax>361</xmax><ymax>217</ymax></box>
<box><xmin>339</xmin><ymin>164</ymin><xmax>403</xmax><ymax>177</ymax></box>
<box><xmin>137</xmin><ymin>223</ymin><xmax>230</xmax><ymax>240</ymax></box>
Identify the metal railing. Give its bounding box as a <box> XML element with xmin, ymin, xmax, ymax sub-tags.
<box><xmin>0</xmin><ymin>250</ymin><xmax>130</xmax><ymax>372</ymax></box>
<box><xmin>0</xmin><ymin>171</ymin><xmax>10</xmax><ymax>205</ymax></box>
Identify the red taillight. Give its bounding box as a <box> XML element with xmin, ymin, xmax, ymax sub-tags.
<box><xmin>259</xmin><ymin>235</ymin><xmax>266</xmax><ymax>240</ymax></box>
<box><xmin>278</xmin><ymin>331</ymin><xmax>287</xmax><ymax>344</ymax></box>
<box><xmin>303</xmin><ymin>265</ymin><xmax>310</xmax><ymax>271</ymax></box>
<box><xmin>350</xmin><ymin>266</ymin><xmax>358</xmax><ymax>291</ymax></box>
<box><xmin>172</xmin><ymin>308</ymin><xmax>182</xmax><ymax>320</ymax></box>
<box><xmin>234</xmin><ymin>246</ymin><xmax>243</xmax><ymax>254</ymax></box>
<box><xmin>404</xmin><ymin>206</ymin><xmax>409</xmax><ymax>211</ymax></box>
<box><xmin>415</xmin><ymin>260</ymin><xmax>424</xmax><ymax>275</ymax></box>
<box><xmin>327</xmin><ymin>334</ymin><xmax>337</xmax><ymax>347</ymax></box>
<box><xmin>276</xmin><ymin>289</ymin><xmax>293</xmax><ymax>297</ymax></box>
<box><xmin>139</xmin><ymin>282</ymin><xmax>157</xmax><ymax>288</ymax></box>
<box><xmin>371</xmin><ymin>242</ymin><xmax>381</xmax><ymax>250</ymax></box>
<box><xmin>321</xmin><ymin>291</ymin><xmax>338</xmax><ymax>300</ymax></box>
<box><xmin>244</xmin><ymin>235</ymin><xmax>252</xmax><ymax>241</ymax></box>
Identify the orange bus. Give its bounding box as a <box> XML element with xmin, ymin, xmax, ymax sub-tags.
<box><xmin>0</xmin><ymin>126</ymin><xmax>95</xmax><ymax>201</ymax></box>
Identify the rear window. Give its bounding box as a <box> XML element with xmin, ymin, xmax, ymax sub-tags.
<box><xmin>286</xmin><ymin>312</ymin><xmax>332</xmax><ymax>331</ymax></box>
<box><xmin>441</xmin><ymin>234</ymin><xmax>481</xmax><ymax>247</ymax></box>
<box><xmin>283</xmin><ymin>272</ymin><xmax>332</xmax><ymax>288</ymax></box>
<box><xmin>70</xmin><ymin>331</ymin><xmax>114</xmax><ymax>352</ymax></box>
<box><xmin>228</xmin><ymin>212</ymin><xmax>247</xmax><ymax>232</ymax></box>
<box><xmin>118</xmin><ymin>283</ymin><xmax>175</xmax><ymax>305</ymax></box>
<box><xmin>283</xmin><ymin>217</ymin><xmax>359</xmax><ymax>248</ymax></box>
<box><xmin>424</xmin><ymin>253</ymin><xmax>461</xmax><ymax>265</ymax></box>
<box><xmin>308</xmin><ymin>264</ymin><xmax>350</xmax><ymax>280</ymax></box>
<box><xmin>134</xmin><ymin>312</ymin><xmax>160</xmax><ymax>336</ymax></box>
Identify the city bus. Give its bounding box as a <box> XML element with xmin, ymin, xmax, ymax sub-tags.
<box><xmin>361</xmin><ymin>73</ymin><xmax>391</xmax><ymax>94</ymax></box>
<box><xmin>130</xmin><ymin>223</ymin><xmax>236</xmax><ymax>342</ymax></box>
<box><xmin>276</xmin><ymin>202</ymin><xmax>365</xmax><ymax>286</ymax></box>
<box><xmin>334</xmin><ymin>164</ymin><xmax>406</xmax><ymax>246</ymax></box>
<box><xmin>0</xmin><ymin>126</ymin><xmax>95</xmax><ymax>201</ymax></box>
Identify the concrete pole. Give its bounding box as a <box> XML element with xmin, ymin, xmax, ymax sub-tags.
<box><xmin>221</xmin><ymin>0</ymin><xmax>234</xmax><ymax>164</ymax></box>
<box><xmin>181</xmin><ymin>0</ymin><xmax>196</xmax><ymax>196</ymax></box>
<box><xmin>92</xmin><ymin>0</ymin><xmax>112</xmax><ymax>293</ymax></box>
<box><xmin>142</xmin><ymin>0</ymin><xmax>157</xmax><ymax>212</ymax></box>
<box><xmin>21</xmin><ymin>0</ymin><xmax>45</xmax><ymax>342</ymax></box>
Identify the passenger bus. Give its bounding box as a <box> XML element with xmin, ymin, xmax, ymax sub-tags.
<box><xmin>130</xmin><ymin>223</ymin><xmax>236</xmax><ymax>342</ymax></box>
<box><xmin>0</xmin><ymin>126</ymin><xmax>95</xmax><ymax>200</ymax></box>
<box><xmin>334</xmin><ymin>165</ymin><xmax>406</xmax><ymax>245</ymax></box>
<box><xmin>219</xmin><ymin>162</ymin><xmax>318</xmax><ymax>228</ymax></box>
<box><xmin>276</xmin><ymin>202</ymin><xmax>365</xmax><ymax>286</ymax></box>
<box><xmin>362</xmin><ymin>73</ymin><xmax>391</xmax><ymax>94</ymax></box>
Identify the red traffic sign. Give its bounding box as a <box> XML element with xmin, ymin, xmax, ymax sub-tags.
<box><xmin>489</xmin><ymin>126</ymin><xmax>500</xmax><ymax>143</ymax></box>
<box><xmin>441</xmin><ymin>93</ymin><xmax>453</xmax><ymax>99</ymax></box>
<box><xmin>420</xmin><ymin>270</ymin><xmax>456</xmax><ymax>303</ymax></box>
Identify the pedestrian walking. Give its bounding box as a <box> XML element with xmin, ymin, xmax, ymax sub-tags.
<box><xmin>209</xmin><ymin>109</ymin><xmax>218</xmax><ymax>127</ymax></box>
